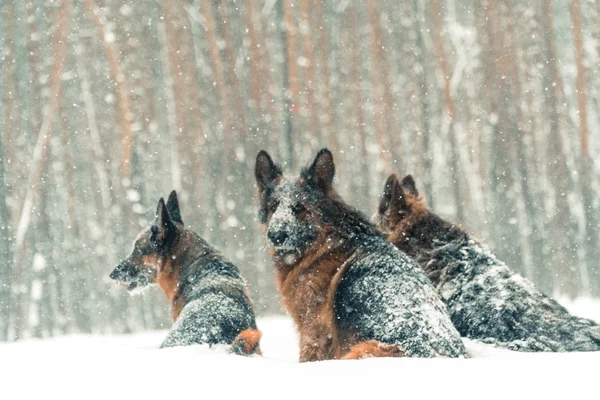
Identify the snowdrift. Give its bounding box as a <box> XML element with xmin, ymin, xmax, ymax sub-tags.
<box><xmin>1</xmin><ymin>300</ymin><xmax>599</xmax><ymax>400</ymax></box>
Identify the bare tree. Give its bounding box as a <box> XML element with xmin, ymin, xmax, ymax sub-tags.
<box><xmin>569</xmin><ymin>0</ymin><xmax>598</xmax><ymax>295</ymax></box>
<box><xmin>430</xmin><ymin>0</ymin><xmax>464</xmax><ymax>223</ymax></box>
<box><xmin>11</xmin><ymin>0</ymin><xmax>73</xmax><ymax>340</ymax></box>
<box><xmin>84</xmin><ymin>0</ymin><xmax>134</xmax><ymax>182</ymax></box>
<box><xmin>0</xmin><ymin>130</ymin><xmax>11</xmax><ymax>341</ymax></box>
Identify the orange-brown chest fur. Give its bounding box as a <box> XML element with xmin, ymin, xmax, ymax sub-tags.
<box><xmin>144</xmin><ymin>254</ymin><xmax>183</xmax><ymax>321</ymax></box>
<box><xmin>277</xmin><ymin>250</ymin><xmax>345</xmax><ymax>328</ymax></box>
<box><xmin>274</xmin><ymin>237</ymin><xmax>358</xmax><ymax>360</ymax></box>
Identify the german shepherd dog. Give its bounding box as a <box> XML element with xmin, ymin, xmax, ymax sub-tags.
<box><xmin>255</xmin><ymin>149</ymin><xmax>467</xmax><ymax>361</ymax></box>
<box><xmin>110</xmin><ymin>191</ymin><xmax>261</xmax><ymax>355</ymax></box>
<box><xmin>374</xmin><ymin>174</ymin><xmax>600</xmax><ymax>352</ymax></box>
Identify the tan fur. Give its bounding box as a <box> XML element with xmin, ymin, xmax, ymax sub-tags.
<box><xmin>342</xmin><ymin>340</ymin><xmax>405</xmax><ymax>360</ymax></box>
<box><xmin>231</xmin><ymin>328</ymin><xmax>262</xmax><ymax>356</ymax></box>
<box><xmin>275</xmin><ymin>233</ymin><xmax>346</xmax><ymax>362</ymax></box>
<box><xmin>143</xmin><ymin>232</ymin><xmax>200</xmax><ymax>322</ymax></box>
<box><xmin>143</xmin><ymin>253</ymin><xmax>184</xmax><ymax>321</ymax></box>
<box><xmin>383</xmin><ymin>195</ymin><xmax>429</xmax><ymax>249</ymax></box>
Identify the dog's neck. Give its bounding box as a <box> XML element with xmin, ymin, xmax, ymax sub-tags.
<box><xmin>388</xmin><ymin>210</ymin><xmax>469</xmax><ymax>273</ymax></box>
<box><xmin>157</xmin><ymin>229</ymin><xmax>212</xmax><ymax>321</ymax></box>
<box><xmin>275</xmin><ymin>231</ymin><xmax>349</xmax><ymax>320</ymax></box>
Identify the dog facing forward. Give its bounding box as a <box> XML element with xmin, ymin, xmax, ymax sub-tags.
<box><xmin>110</xmin><ymin>191</ymin><xmax>261</xmax><ymax>355</ymax></box>
<box><xmin>255</xmin><ymin>149</ymin><xmax>467</xmax><ymax>361</ymax></box>
<box><xmin>374</xmin><ymin>173</ymin><xmax>600</xmax><ymax>352</ymax></box>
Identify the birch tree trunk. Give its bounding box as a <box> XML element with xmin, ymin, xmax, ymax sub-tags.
<box><xmin>0</xmin><ymin>133</ymin><xmax>11</xmax><ymax>341</ymax></box>
<box><xmin>11</xmin><ymin>0</ymin><xmax>73</xmax><ymax>340</ymax></box>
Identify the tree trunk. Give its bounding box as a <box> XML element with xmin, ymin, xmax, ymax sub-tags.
<box><xmin>1</xmin><ymin>0</ymin><xmax>16</xmax><ymax>342</ymax></box>
<box><xmin>569</xmin><ymin>0</ymin><xmax>597</xmax><ymax>295</ymax></box>
<box><xmin>218</xmin><ymin>0</ymin><xmax>247</xmax><ymax>137</ymax></box>
<box><xmin>413</xmin><ymin>0</ymin><xmax>434</xmax><ymax>204</ymax></box>
<box><xmin>502</xmin><ymin>0</ymin><xmax>544</xmax><ymax>282</ymax></box>
<box><xmin>366</xmin><ymin>0</ymin><xmax>392</xmax><ymax>171</ymax></box>
<box><xmin>279</xmin><ymin>0</ymin><xmax>297</xmax><ymax>168</ymax></box>
<box><xmin>348</xmin><ymin>5</ymin><xmax>370</xmax><ymax>205</ymax></box>
<box><xmin>430</xmin><ymin>0</ymin><xmax>464</xmax><ymax>223</ymax></box>
<box><xmin>537</xmin><ymin>0</ymin><xmax>579</xmax><ymax>295</ymax></box>
<box><xmin>84</xmin><ymin>0</ymin><xmax>134</xmax><ymax>183</ymax></box>
<box><xmin>0</xmin><ymin>131</ymin><xmax>11</xmax><ymax>341</ymax></box>
<box><xmin>11</xmin><ymin>0</ymin><xmax>73</xmax><ymax>340</ymax></box>
<box><xmin>314</xmin><ymin>0</ymin><xmax>338</xmax><ymax>156</ymax></box>
<box><xmin>156</xmin><ymin>21</ymin><xmax>183</xmax><ymax>194</ymax></box>
<box><xmin>480</xmin><ymin>0</ymin><xmax>525</xmax><ymax>275</ymax></box>
<box><xmin>299</xmin><ymin>0</ymin><xmax>319</xmax><ymax>151</ymax></box>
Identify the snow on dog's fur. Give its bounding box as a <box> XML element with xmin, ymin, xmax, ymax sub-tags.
<box><xmin>110</xmin><ymin>191</ymin><xmax>261</xmax><ymax>354</ymax></box>
<box><xmin>374</xmin><ymin>174</ymin><xmax>600</xmax><ymax>352</ymax></box>
<box><xmin>255</xmin><ymin>149</ymin><xmax>467</xmax><ymax>361</ymax></box>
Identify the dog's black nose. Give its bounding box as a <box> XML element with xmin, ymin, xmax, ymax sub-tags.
<box><xmin>268</xmin><ymin>230</ymin><xmax>288</xmax><ymax>246</ymax></box>
<box><xmin>109</xmin><ymin>267</ymin><xmax>120</xmax><ymax>280</ymax></box>
<box><xmin>110</xmin><ymin>264</ymin><xmax>127</xmax><ymax>280</ymax></box>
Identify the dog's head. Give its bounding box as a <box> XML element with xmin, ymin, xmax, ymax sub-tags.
<box><xmin>373</xmin><ymin>173</ymin><xmax>426</xmax><ymax>239</ymax></box>
<box><xmin>254</xmin><ymin>149</ymin><xmax>337</xmax><ymax>264</ymax></box>
<box><xmin>110</xmin><ymin>191</ymin><xmax>184</xmax><ymax>293</ymax></box>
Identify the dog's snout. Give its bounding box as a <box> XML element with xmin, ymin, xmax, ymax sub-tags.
<box><xmin>110</xmin><ymin>262</ymin><xmax>135</xmax><ymax>280</ymax></box>
<box><xmin>268</xmin><ymin>230</ymin><xmax>288</xmax><ymax>246</ymax></box>
<box><xmin>109</xmin><ymin>264</ymin><xmax>125</xmax><ymax>280</ymax></box>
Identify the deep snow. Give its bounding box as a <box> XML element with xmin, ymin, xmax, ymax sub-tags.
<box><xmin>1</xmin><ymin>299</ymin><xmax>599</xmax><ymax>400</ymax></box>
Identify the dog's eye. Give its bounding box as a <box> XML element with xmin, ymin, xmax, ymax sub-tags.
<box><xmin>292</xmin><ymin>202</ymin><xmax>306</xmax><ymax>216</ymax></box>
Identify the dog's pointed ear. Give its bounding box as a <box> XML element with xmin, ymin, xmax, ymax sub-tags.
<box><xmin>400</xmin><ymin>175</ymin><xmax>419</xmax><ymax>197</ymax></box>
<box><xmin>255</xmin><ymin>150</ymin><xmax>282</xmax><ymax>192</ymax></box>
<box><xmin>305</xmin><ymin>148</ymin><xmax>335</xmax><ymax>191</ymax></box>
<box><xmin>378</xmin><ymin>174</ymin><xmax>408</xmax><ymax>224</ymax></box>
<box><xmin>153</xmin><ymin>198</ymin><xmax>177</xmax><ymax>246</ymax></box>
<box><xmin>379</xmin><ymin>174</ymin><xmax>404</xmax><ymax>215</ymax></box>
<box><xmin>166</xmin><ymin>190</ymin><xmax>183</xmax><ymax>225</ymax></box>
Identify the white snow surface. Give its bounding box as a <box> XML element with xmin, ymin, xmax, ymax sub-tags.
<box><xmin>1</xmin><ymin>299</ymin><xmax>600</xmax><ymax>400</ymax></box>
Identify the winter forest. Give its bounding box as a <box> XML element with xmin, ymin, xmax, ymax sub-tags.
<box><xmin>0</xmin><ymin>0</ymin><xmax>599</xmax><ymax>342</ymax></box>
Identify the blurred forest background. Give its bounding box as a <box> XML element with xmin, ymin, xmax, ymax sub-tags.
<box><xmin>0</xmin><ymin>0</ymin><xmax>599</xmax><ymax>341</ymax></box>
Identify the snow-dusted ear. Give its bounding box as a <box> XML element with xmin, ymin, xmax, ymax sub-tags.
<box><xmin>166</xmin><ymin>190</ymin><xmax>183</xmax><ymax>225</ymax></box>
<box><xmin>305</xmin><ymin>148</ymin><xmax>335</xmax><ymax>191</ymax></box>
<box><xmin>379</xmin><ymin>174</ymin><xmax>398</xmax><ymax>215</ymax></box>
<box><xmin>255</xmin><ymin>150</ymin><xmax>282</xmax><ymax>192</ymax></box>
<box><xmin>153</xmin><ymin>198</ymin><xmax>177</xmax><ymax>247</ymax></box>
<box><xmin>400</xmin><ymin>175</ymin><xmax>419</xmax><ymax>197</ymax></box>
<box><xmin>378</xmin><ymin>174</ymin><xmax>408</xmax><ymax>225</ymax></box>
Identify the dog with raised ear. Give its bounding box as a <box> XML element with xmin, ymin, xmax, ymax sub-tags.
<box><xmin>254</xmin><ymin>149</ymin><xmax>467</xmax><ymax>361</ymax></box>
<box><xmin>374</xmin><ymin>173</ymin><xmax>600</xmax><ymax>352</ymax></box>
<box><xmin>110</xmin><ymin>191</ymin><xmax>261</xmax><ymax>355</ymax></box>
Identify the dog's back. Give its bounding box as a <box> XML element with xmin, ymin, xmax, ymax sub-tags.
<box><xmin>376</xmin><ymin>174</ymin><xmax>600</xmax><ymax>352</ymax></box>
<box><xmin>161</xmin><ymin>235</ymin><xmax>259</xmax><ymax>352</ymax></box>
<box><xmin>335</xmin><ymin>233</ymin><xmax>467</xmax><ymax>358</ymax></box>
<box><xmin>429</xmin><ymin>237</ymin><xmax>600</xmax><ymax>352</ymax></box>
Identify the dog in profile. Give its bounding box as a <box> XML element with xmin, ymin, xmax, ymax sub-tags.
<box><xmin>374</xmin><ymin>173</ymin><xmax>600</xmax><ymax>352</ymax></box>
<box><xmin>110</xmin><ymin>191</ymin><xmax>261</xmax><ymax>355</ymax></box>
<box><xmin>255</xmin><ymin>149</ymin><xmax>467</xmax><ymax>361</ymax></box>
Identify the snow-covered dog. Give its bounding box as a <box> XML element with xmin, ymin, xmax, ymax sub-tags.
<box><xmin>110</xmin><ymin>191</ymin><xmax>261</xmax><ymax>355</ymax></box>
<box><xmin>255</xmin><ymin>149</ymin><xmax>467</xmax><ymax>361</ymax></box>
<box><xmin>374</xmin><ymin>173</ymin><xmax>600</xmax><ymax>352</ymax></box>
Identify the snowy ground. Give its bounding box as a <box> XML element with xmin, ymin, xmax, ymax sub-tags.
<box><xmin>1</xmin><ymin>299</ymin><xmax>600</xmax><ymax>400</ymax></box>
